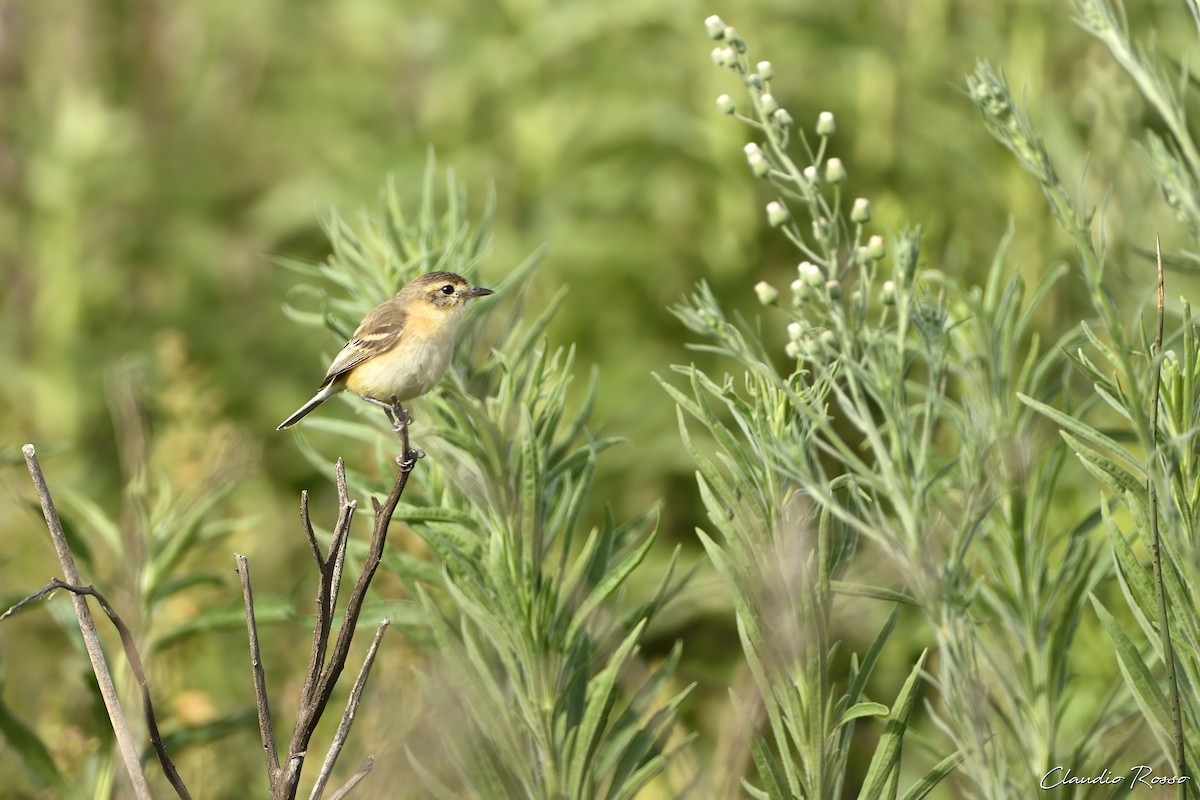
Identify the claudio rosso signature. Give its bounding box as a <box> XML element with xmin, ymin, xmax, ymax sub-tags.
<box><xmin>1041</xmin><ymin>765</ymin><xmax>1190</xmax><ymax>790</ymax></box>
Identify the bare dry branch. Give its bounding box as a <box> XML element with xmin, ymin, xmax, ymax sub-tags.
<box><xmin>3</xmin><ymin>577</ymin><xmax>192</xmax><ymax>798</ymax></box>
<box><xmin>245</xmin><ymin>437</ymin><xmax>415</xmax><ymax>800</ymax></box>
<box><xmin>326</xmin><ymin>460</ymin><xmax>355</xmax><ymax>621</ymax></box>
<box><xmin>309</xmin><ymin>620</ymin><xmax>389</xmax><ymax>800</ymax></box>
<box><xmin>300</xmin><ymin>490</ymin><xmax>324</xmax><ymax>569</ymax></box>
<box><xmin>237</xmin><ymin>554</ymin><xmax>281</xmax><ymax>785</ymax></box>
<box><xmin>281</xmin><ymin>459</ymin><xmax>411</xmax><ymax>799</ymax></box>
<box><xmin>21</xmin><ymin>444</ymin><xmax>155</xmax><ymax>800</ymax></box>
<box><xmin>299</xmin><ymin>459</ymin><xmax>356</xmax><ymax>719</ymax></box>
<box><xmin>327</xmin><ymin>757</ymin><xmax>375</xmax><ymax>800</ymax></box>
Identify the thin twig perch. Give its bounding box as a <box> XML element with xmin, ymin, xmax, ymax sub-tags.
<box><xmin>309</xmin><ymin>620</ymin><xmax>389</xmax><ymax>800</ymax></box>
<box><xmin>240</xmin><ymin>420</ymin><xmax>417</xmax><ymax>800</ymax></box>
<box><xmin>19</xmin><ymin>444</ymin><xmax>156</xmax><ymax>800</ymax></box>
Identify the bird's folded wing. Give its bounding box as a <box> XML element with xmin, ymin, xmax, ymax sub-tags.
<box><xmin>319</xmin><ymin>302</ymin><xmax>407</xmax><ymax>386</ymax></box>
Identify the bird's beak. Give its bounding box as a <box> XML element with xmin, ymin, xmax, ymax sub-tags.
<box><xmin>466</xmin><ymin>286</ymin><xmax>495</xmax><ymax>298</ymax></box>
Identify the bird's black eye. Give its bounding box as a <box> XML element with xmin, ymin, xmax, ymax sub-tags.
<box><xmin>440</xmin><ymin>284</ymin><xmax>455</xmax><ymax>295</ymax></box>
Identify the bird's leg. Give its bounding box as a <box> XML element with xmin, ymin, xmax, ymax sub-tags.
<box><xmin>360</xmin><ymin>396</ymin><xmax>423</xmax><ymax>470</ymax></box>
<box><xmin>387</xmin><ymin>395</ymin><xmax>424</xmax><ymax>472</ymax></box>
<box><xmin>360</xmin><ymin>395</ymin><xmax>394</xmax><ymax>415</ymax></box>
<box><xmin>362</xmin><ymin>398</ymin><xmax>399</xmax><ymax>431</ymax></box>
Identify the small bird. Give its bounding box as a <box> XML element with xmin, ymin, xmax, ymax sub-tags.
<box><xmin>277</xmin><ymin>271</ymin><xmax>494</xmax><ymax>431</ymax></box>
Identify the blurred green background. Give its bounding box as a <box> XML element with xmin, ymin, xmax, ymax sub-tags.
<box><xmin>0</xmin><ymin>0</ymin><xmax>1190</xmax><ymax>796</ymax></box>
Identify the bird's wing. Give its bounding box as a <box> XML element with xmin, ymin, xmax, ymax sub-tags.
<box><xmin>319</xmin><ymin>301</ymin><xmax>407</xmax><ymax>387</ymax></box>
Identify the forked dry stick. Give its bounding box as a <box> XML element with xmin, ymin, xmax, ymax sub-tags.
<box><xmin>1</xmin><ymin>578</ymin><xmax>191</xmax><ymax>799</ymax></box>
<box><xmin>238</xmin><ymin>453</ymin><xmax>412</xmax><ymax>800</ymax></box>
<box><xmin>309</xmin><ymin>620</ymin><xmax>389</xmax><ymax>800</ymax></box>
<box><xmin>18</xmin><ymin>444</ymin><xmax>156</xmax><ymax>799</ymax></box>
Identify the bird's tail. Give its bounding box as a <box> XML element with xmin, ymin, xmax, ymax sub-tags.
<box><xmin>277</xmin><ymin>384</ymin><xmax>338</xmax><ymax>430</ymax></box>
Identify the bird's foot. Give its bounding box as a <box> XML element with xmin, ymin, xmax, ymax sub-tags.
<box><xmin>396</xmin><ymin>448</ymin><xmax>425</xmax><ymax>472</ymax></box>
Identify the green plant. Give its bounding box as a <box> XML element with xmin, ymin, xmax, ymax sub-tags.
<box><xmin>661</xmin><ymin>15</ymin><xmax>1150</xmax><ymax>799</ymax></box>
<box><xmin>968</xmin><ymin>0</ymin><xmax>1200</xmax><ymax>791</ymax></box>
<box><xmin>0</xmin><ymin>380</ymin><xmax>260</xmax><ymax>799</ymax></box>
<box><xmin>278</xmin><ymin>158</ymin><xmax>692</xmax><ymax>799</ymax></box>
<box><xmin>663</xmin><ymin>18</ymin><xmax>959</xmax><ymax>799</ymax></box>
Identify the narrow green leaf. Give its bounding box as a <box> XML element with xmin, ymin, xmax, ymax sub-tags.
<box><xmin>898</xmin><ymin>748</ymin><xmax>966</xmax><ymax>800</ymax></box>
<box><xmin>0</xmin><ymin>694</ymin><xmax>63</xmax><ymax>788</ymax></box>
<box><xmin>567</xmin><ymin>620</ymin><xmax>648</xmax><ymax>797</ymax></box>
<box><xmin>152</xmin><ymin>600</ymin><xmax>292</xmax><ymax>650</ymax></box>
<box><xmin>831</xmin><ymin>582</ymin><xmax>920</xmax><ymax>606</ymax></box>
<box><xmin>567</xmin><ymin>523</ymin><xmax>658</xmax><ymax>642</ymax></box>
<box><xmin>858</xmin><ymin>649</ymin><xmax>928</xmax><ymax>800</ymax></box>
<box><xmin>841</xmin><ymin>702</ymin><xmax>889</xmax><ymax>725</ymax></box>
<box><xmin>1090</xmin><ymin>596</ymin><xmax>1172</xmax><ymax>750</ymax></box>
<box><xmin>1018</xmin><ymin>393</ymin><xmax>1144</xmax><ymax>477</ymax></box>
<box><xmin>1065</xmin><ymin>432</ymin><xmax>1144</xmax><ymax>498</ymax></box>
<box><xmin>56</xmin><ymin>490</ymin><xmax>124</xmax><ymax>557</ymax></box>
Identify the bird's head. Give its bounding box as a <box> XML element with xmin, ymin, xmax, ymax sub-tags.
<box><xmin>401</xmin><ymin>271</ymin><xmax>495</xmax><ymax>314</ymax></box>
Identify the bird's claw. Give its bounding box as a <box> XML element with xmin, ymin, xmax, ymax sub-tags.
<box><xmin>396</xmin><ymin>448</ymin><xmax>425</xmax><ymax>472</ymax></box>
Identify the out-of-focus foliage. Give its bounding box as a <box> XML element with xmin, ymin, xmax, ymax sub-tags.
<box><xmin>1</xmin><ymin>0</ymin><xmax>1197</xmax><ymax>797</ymax></box>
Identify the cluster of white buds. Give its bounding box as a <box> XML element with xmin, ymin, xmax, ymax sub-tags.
<box><xmin>711</xmin><ymin>46</ymin><xmax>737</xmax><ymax>67</ymax></box>
<box><xmin>744</xmin><ymin>143</ymin><xmax>769</xmax><ymax>177</ymax></box>
<box><xmin>784</xmin><ymin>320</ymin><xmax>807</xmax><ymax>359</ymax></box>
<box><xmin>706</xmin><ymin>17</ymin><xmax>796</xmax><ymax>136</ymax></box>
<box><xmin>708</xmin><ymin>15</ymin><xmax>883</xmax><ymax>347</ymax></box>
<box><xmin>797</xmin><ymin>260</ymin><xmax>824</xmax><ymax>287</ymax></box>
<box><xmin>705</xmin><ymin>16</ymin><xmax>746</xmax><ymax>58</ymax></box>
<box><xmin>812</xmin><ymin>217</ymin><xmax>830</xmax><ymax>241</ymax></box>
<box><xmin>790</xmin><ymin>278</ymin><xmax>809</xmax><ymax>304</ymax></box>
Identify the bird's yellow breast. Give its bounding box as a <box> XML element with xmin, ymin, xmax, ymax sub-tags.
<box><xmin>343</xmin><ymin>310</ymin><xmax>461</xmax><ymax>402</ymax></box>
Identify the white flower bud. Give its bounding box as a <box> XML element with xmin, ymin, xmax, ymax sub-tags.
<box><xmin>867</xmin><ymin>235</ymin><xmax>886</xmax><ymax>260</ymax></box>
<box><xmin>881</xmin><ymin>280</ymin><xmax>897</xmax><ymax>305</ymax></box>
<box><xmin>766</xmin><ymin>201</ymin><xmax>790</xmax><ymax>227</ymax></box>
<box><xmin>825</xmin><ymin>157</ymin><xmax>846</xmax><ymax>184</ymax></box>
<box><xmin>755</xmin><ymin>281</ymin><xmax>779</xmax><ymax>305</ymax></box>
<box><xmin>851</xmin><ymin>197</ymin><xmax>871</xmax><ymax>223</ymax></box>
<box><xmin>816</xmin><ymin>111</ymin><xmax>836</xmax><ymax>136</ymax></box>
